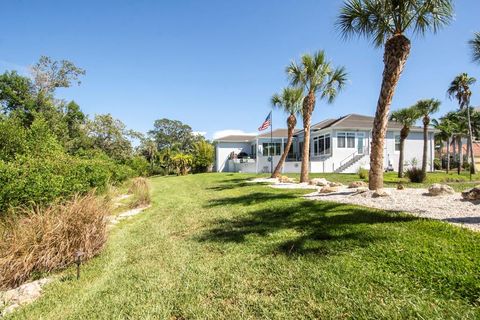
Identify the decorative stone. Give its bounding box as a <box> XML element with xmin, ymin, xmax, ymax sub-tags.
<box><xmin>372</xmin><ymin>189</ymin><xmax>390</xmax><ymax>198</ymax></box>
<box><xmin>397</xmin><ymin>183</ymin><xmax>405</xmax><ymax>190</ymax></box>
<box><xmin>328</xmin><ymin>182</ymin><xmax>343</xmax><ymax>187</ymax></box>
<box><xmin>428</xmin><ymin>184</ymin><xmax>455</xmax><ymax>196</ymax></box>
<box><xmin>278</xmin><ymin>175</ymin><xmax>295</xmax><ymax>183</ymax></box>
<box><xmin>348</xmin><ymin>181</ymin><xmax>368</xmax><ymax>188</ymax></box>
<box><xmin>461</xmin><ymin>187</ymin><xmax>480</xmax><ymax>201</ymax></box>
<box><xmin>309</xmin><ymin>178</ymin><xmax>330</xmax><ymax>186</ymax></box>
<box><xmin>319</xmin><ymin>186</ymin><xmax>340</xmax><ymax>194</ymax></box>
<box><xmin>1</xmin><ymin>278</ymin><xmax>52</xmax><ymax>316</ymax></box>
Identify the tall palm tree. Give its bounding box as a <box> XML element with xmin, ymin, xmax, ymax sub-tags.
<box><xmin>447</xmin><ymin>73</ymin><xmax>477</xmax><ymax>174</ymax></box>
<box><xmin>337</xmin><ymin>0</ymin><xmax>454</xmax><ymax>190</ymax></box>
<box><xmin>389</xmin><ymin>106</ymin><xmax>420</xmax><ymax>178</ymax></box>
<box><xmin>270</xmin><ymin>87</ymin><xmax>304</xmax><ymax>178</ymax></box>
<box><xmin>432</xmin><ymin>117</ymin><xmax>455</xmax><ymax>174</ymax></box>
<box><xmin>286</xmin><ymin>51</ymin><xmax>347</xmax><ymax>183</ymax></box>
<box><xmin>444</xmin><ymin>110</ymin><xmax>468</xmax><ymax>174</ymax></box>
<box><xmin>413</xmin><ymin>99</ymin><xmax>441</xmax><ymax>176</ymax></box>
<box><xmin>469</xmin><ymin>32</ymin><xmax>480</xmax><ymax>64</ymax></box>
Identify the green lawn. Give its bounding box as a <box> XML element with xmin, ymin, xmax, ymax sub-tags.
<box><xmin>8</xmin><ymin>173</ymin><xmax>480</xmax><ymax>319</ymax></box>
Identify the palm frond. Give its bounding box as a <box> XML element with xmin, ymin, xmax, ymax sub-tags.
<box><xmin>469</xmin><ymin>32</ymin><xmax>480</xmax><ymax>64</ymax></box>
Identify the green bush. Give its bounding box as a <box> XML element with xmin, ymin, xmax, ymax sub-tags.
<box><xmin>357</xmin><ymin>166</ymin><xmax>368</xmax><ymax>180</ymax></box>
<box><xmin>406</xmin><ymin>167</ymin><xmax>426</xmax><ymax>183</ymax></box>
<box><xmin>434</xmin><ymin>158</ymin><xmax>441</xmax><ymax>170</ymax></box>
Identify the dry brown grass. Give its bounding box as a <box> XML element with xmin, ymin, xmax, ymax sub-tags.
<box><xmin>0</xmin><ymin>193</ymin><xmax>109</xmax><ymax>290</ymax></box>
<box><xmin>128</xmin><ymin>177</ymin><xmax>151</xmax><ymax>208</ymax></box>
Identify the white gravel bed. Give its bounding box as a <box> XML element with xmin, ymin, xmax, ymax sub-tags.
<box><xmin>247</xmin><ymin>177</ymin><xmax>279</xmax><ymax>184</ymax></box>
<box><xmin>270</xmin><ymin>183</ymin><xmax>319</xmax><ymax>190</ymax></box>
<box><xmin>304</xmin><ymin>187</ymin><xmax>480</xmax><ymax>232</ymax></box>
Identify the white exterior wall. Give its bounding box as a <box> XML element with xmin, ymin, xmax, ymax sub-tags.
<box><xmin>215</xmin><ymin>142</ymin><xmax>251</xmax><ymax>172</ymax></box>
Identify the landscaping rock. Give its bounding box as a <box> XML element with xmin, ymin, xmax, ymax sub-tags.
<box><xmin>461</xmin><ymin>187</ymin><xmax>480</xmax><ymax>201</ymax></box>
<box><xmin>319</xmin><ymin>186</ymin><xmax>340</xmax><ymax>194</ymax></box>
<box><xmin>397</xmin><ymin>183</ymin><xmax>405</xmax><ymax>190</ymax></box>
<box><xmin>1</xmin><ymin>278</ymin><xmax>52</xmax><ymax>316</ymax></box>
<box><xmin>278</xmin><ymin>175</ymin><xmax>295</xmax><ymax>183</ymax></box>
<box><xmin>328</xmin><ymin>182</ymin><xmax>344</xmax><ymax>187</ymax></box>
<box><xmin>372</xmin><ymin>189</ymin><xmax>390</xmax><ymax>198</ymax></box>
<box><xmin>348</xmin><ymin>181</ymin><xmax>368</xmax><ymax>188</ymax></box>
<box><xmin>428</xmin><ymin>184</ymin><xmax>455</xmax><ymax>196</ymax></box>
<box><xmin>309</xmin><ymin>178</ymin><xmax>330</xmax><ymax>186</ymax></box>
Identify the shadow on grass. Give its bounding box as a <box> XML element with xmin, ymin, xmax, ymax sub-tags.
<box><xmin>198</xmin><ymin>191</ymin><xmax>417</xmax><ymax>257</ymax></box>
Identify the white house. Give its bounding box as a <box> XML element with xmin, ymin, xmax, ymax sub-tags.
<box><xmin>214</xmin><ymin>113</ymin><xmax>436</xmax><ymax>174</ymax></box>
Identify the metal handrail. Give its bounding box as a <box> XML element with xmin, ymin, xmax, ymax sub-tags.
<box><xmin>339</xmin><ymin>151</ymin><xmax>358</xmax><ymax>167</ymax></box>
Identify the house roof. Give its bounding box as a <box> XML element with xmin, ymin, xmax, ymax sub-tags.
<box><xmin>443</xmin><ymin>141</ymin><xmax>480</xmax><ymax>157</ymax></box>
<box><xmin>214</xmin><ymin>129</ymin><xmax>295</xmax><ymax>142</ymax></box>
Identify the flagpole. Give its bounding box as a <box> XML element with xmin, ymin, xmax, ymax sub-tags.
<box><xmin>270</xmin><ymin>111</ymin><xmax>273</xmax><ymax>174</ymax></box>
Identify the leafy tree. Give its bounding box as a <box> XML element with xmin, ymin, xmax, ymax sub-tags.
<box><xmin>87</xmin><ymin>114</ymin><xmax>134</xmax><ymax>161</ymax></box>
<box><xmin>31</xmin><ymin>56</ymin><xmax>86</xmax><ymax>94</ymax></box>
<box><xmin>0</xmin><ymin>71</ymin><xmax>36</xmax><ymax>124</ymax></box>
<box><xmin>286</xmin><ymin>51</ymin><xmax>347</xmax><ymax>182</ymax></box>
<box><xmin>149</xmin><ymin>118</ymin><xmax>196</xmax><ymax>153</ymax></box>
<box><xmin>469</xmin><ymin>32</ymin><xmax>480</xmax><ymax>64</ymax></box>
<box><xmin>389</xmin><ymin>106</ymin><xmax>420</xmax><ymax>177</ymax></box>
<box><xmin>171</xmin><ymin>153</ymin><xmax>193</xmax><ymax>176</ymax></box>
<box><xmin>61</xmin><ymin>101</ymin><xmax>90</xmax><ymax>153</ymax></box>
<box><xmin>192</xmin><ymin>140</ymin><xmax>215</xmax><ymax>173</ymax></box>
<box><xmin>337</xmin><ymin>0</ymin><xmax>454</xmax><ymax>190</ymax></box>
<box><xmin>270</xmin><ymin>87</ymin><xmax>304</xmax><ymax>178</ymax></box>
<box><xmin>447</xmin><ymin>73</ymin><xmax>477</xmax><ymax>173</ymax></box>
<box><xmin>413</xmin><ymin>99</ymin><xmax>441</xmax><ymax>176</ymax></box>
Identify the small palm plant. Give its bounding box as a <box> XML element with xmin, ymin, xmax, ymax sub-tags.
<box><xmin>447</xmin><ymin>73</ymin><xmax>477</xmax><ymax>174</ymax></box>
<box><xmin>270</xmin><ymin>87</ymin><xmax>304</xmax><ymax>178</ymax></box>
<box><xmin>469</xmin><ymin>32</ymin><xmax>480</xmax><ymax>64</ymax></box>
<box><xmin>389</xmin><ymin>106</ymin><xmax>420</xmax><ymax>178</ymax></box>
<box><xmin>286</xmin><ymin>51</ymin><xmax>347</xmax><ymax>183</ymax></box>
<box><xmin>413</xmin><ymin>99</ymin><xmax>441</xmax><ymax>176</ymax></box>
<box><xmin>337</xmin><ymin>0</ymin><xmax>454</xmax><ymax>190</ymax></box>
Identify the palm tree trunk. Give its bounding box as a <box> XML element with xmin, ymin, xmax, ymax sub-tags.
<box><xmin>466</xmin><ymin>107</ymin><xmax>476</xmax><ymax>174</ymax></box>
<box><xmin>458</xmin><ymin>136</ymin><xmax>463</xmax><ymax>174</ymax></box>
<box><xmin>452</xmin><ymin>137</ymin><xmax>456</xmax><ymax>167</ymax></box>
<box><xmin>398</xmin><ymin>137</ymin><xmax>406</xmax><ymax>178</ymax></box>
<box><xmin>446</xmin><ymin>136</ymin><xmax>450</xmax><ymax>174</ymax></box>
<box><xmin>300</xmin><ymin>93</ymin><xmax>315</xmax><ymax>183</ymax></box>
<box><xmin>421</xmin><ymin>118</ymin><xmax>429</xmax><ymax>175</ymax></box>
<box><xmin>272</xmin><ymin>115</ymin><xmax>296</xmax><ymax>178</ymax></box>
<box><xmin>369</xmin><ymin>34</ymin><xmax>411</xmax><ymax>190</ymax></box>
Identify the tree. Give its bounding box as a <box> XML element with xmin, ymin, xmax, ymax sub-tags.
<box><xmin>413</xmin><ymin>99</ymin><xmax>441</xmax><ymax>176</ymax></box>
<box><xmin>337</xmin><ymin>0</ymin><xmax>454</xmax><ymax>190</ymax></box>
<box><xmin>87</xmin><ymin>114</ymin><xmax>135</xmax><ymax>161</ymax></box>
<box><xmin>0</xmin><ymin>71</ymin><xmax>35</xmax><ymax>114</ymax></box>
<box><xmin>389</xmin><ymin>106</ymin><xmax>420</xmax><ymax>177</ymax></box>
<box><xmin>469</xmin><ymin>32</ymin><xmax>480</xmax><ymax>64</ymax></box>
<box><xmin>192</xmin><ymin>140</ymin><xmax>215</xmax><ymax>173</ymax></box>
<box><xmin>149</xmin><ymin>118</ymin><xmax>196</xmax><ymax>153</ymax></box>
<box><xmin>432</xmin><ymin>117</ymin><xmax>455</xmax><ymax>173</ymax></box>
<box><xmin>171</xmin><ymin>153</ymin><xmax>193</xmax><ymax>176</ymax></box>
<box><xmin>286</xmin><ymin>51</ymin><xmax>347</xmax><ymax>182</ymax></box>
<box><xmin>31</xmin><ymin>56</ymin><xmax>86</xmax><ymax>94</ymax></box>
<box><xmin>447</xmin><ymin>73</ymin><xmax>477</xmax><ymax>173</ymax></box>
<box><xmin>270</xmin><ymin>87</ymin><xmax>304</xmax><ymax>178</ymax></box>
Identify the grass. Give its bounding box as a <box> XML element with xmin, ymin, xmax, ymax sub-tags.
<box><xmin>7</xmin><ymin>173</ymin><xmax>480</xmax><ymax>319</ymax></box>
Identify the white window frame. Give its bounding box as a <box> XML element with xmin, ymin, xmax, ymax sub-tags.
<box><xmin>337</xmin><ymin>132</ymin><xmax>356</xmax><ymax>149</ymax></box>
<box><xmin>394</xmin><ymin>134</ymin><xmax>401</xmax><ymax>153</ymax></box>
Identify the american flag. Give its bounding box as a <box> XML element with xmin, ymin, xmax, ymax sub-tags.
<box><xmin>258</xmin><ymin>111</ymin><xmax>272</xmax><ymax>131</ymax></box>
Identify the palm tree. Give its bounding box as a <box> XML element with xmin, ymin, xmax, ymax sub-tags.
<box><xmin>337</xmin><ymin>0</ymin><xmax>454</xmax><ymax>190</ymax></box>
<box><xmin>389</xmin><ymin>106</ymin><xmax>420</xmax><ymax>178</ymax></box>
<box><xmin>432</xmin><ymin>117</ymin><xmax>455</xmax><ymax>174</ymax></box>
<box><xmin>444</xmin><ymin>110</ymin><xmax>468</xmax><ymax>174</ymax></box>
<box><xmin>413</xmin><ymin>99</ymin><xmax>441</xmax><ymax>176</ymax></box>
<box><xmin>447</xmin><ymin>73</ymin><xmax>477</xmax><ymax>174</ymax></box>
<box><xmin>469</xmin><ymin>32</ymin><xmax>480</xmax><ymax>64</ymax></box>
<box><xmin>286</xmin><ymin>51</ymin><xmax>347</xmax><ymax>183</ymax></box>
<box><xmin>270</xmin><ymin>87</ymin><xmax>304</xmax><ymax>178</ymax></box>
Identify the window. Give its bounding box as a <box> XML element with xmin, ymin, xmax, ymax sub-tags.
<box><xmin>251</xmin><ymin>144</ymin><xmax>256</xmax><ymax>158</ymax></box>
<box><xmin>347</xmin><ymin>132</ymin><xmax>356</xmax><ymax>148</ymax></box>
<box><xmin>338</xmin><ymin>132</ymin><xmax>355</xmax><ymax>148</ymax></box>
<box><xmin>395</xmin><ymin>135</ymin><xmax>401</xmax><ymax>152</ymax></box>
<box><xmin>313</xmin><ymin>134</ymin><xmax>331</xmax><ymax>156</ymax></box>
<box><xmin>284</xmin><ymin>142</ymin><xmax>295</xmax><ymax>159</ymax></box>
<box><xmin>262</xmin><ymin>143</ymin><xmax>281</xmax><ymax>156</ymax></box>
<box><xmin>337</xmin><ymin>133</ymin><xmax>346</xmax><ymax>148</ymax></box>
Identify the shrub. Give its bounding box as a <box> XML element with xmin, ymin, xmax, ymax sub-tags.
<box><xmin>0</xmin><ymin>193</ymin><xmax>109</xmax><ymax>289</ymax></box>
<box><xmin>357</xmin><ymin>166</ymin><xmax>368</xmax><ymax>180</ymax></box>
<box><xmin>434</xmin><ymin>158</ymin><xmax>441</xmax><ymax>170</ymax></box>
<box><xmin>406</xmin><ymin>167</ymin><xmax>426</xmax><ymax>183</ymax></box>
<box><xmin>128</xmin><ymin>177</ymin><xmax>151</xmax><ymax>208</ymax></box>
<box><xmin>192</xmin><ymin>140</ymin><xmax>214</xmax><ymax>173</ymax></box>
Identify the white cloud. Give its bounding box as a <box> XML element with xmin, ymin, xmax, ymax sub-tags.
<box><xmin>212</xmin><ymin>129</ymin><xmax>257</xmax><ymax>140</ymax></box>
<box><xmin>0</xmin><ymin>60</ymin><xmax>30</xmax><ymax>76</ymax></box>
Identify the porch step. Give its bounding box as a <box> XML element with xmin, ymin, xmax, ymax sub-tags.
<box><xmin>334</xmin><ymin>154</ymin><xmax>365</xmax><ymax>173</ymax></box>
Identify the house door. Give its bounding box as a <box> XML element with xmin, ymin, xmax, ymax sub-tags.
<box><xmin>357</xmin><ymin>133</ymin><xmax>365</xmax><ymax>154</ymax></box>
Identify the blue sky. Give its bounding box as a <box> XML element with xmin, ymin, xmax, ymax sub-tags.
<box><xmin>1</xmin><ymin>0</ymin><xmax>479</xmax><ymax>140</ymax></box>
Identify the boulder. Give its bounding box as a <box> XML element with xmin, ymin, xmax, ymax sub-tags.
<box><xmin>348</xmin><ymin>181</ymin><xmax>368</xmax><ymax>188</ymax></box>
<box><xmin>319</xmin><ymin>186</ymin><xmax>340</xmax><ymax>194</ymax></box>
<box><xmin>278</xmin><ymin>176</ymin><xmax>295</xmax><ymax>183</ymax></box>
<box><xmin>428</xmin><ymin>184</ymin><xmax>455</xmax><ymax>196</ymax></box>
<box><xmin>372</xmin><ymin>189</ymin><xmax>390</xmax><ymax>198</ymax></box>
<box><xmin>328</xmin><ymin>182</ymin><xmax>344</xmax><ymax>187</ymax></box>
<box><xmin>396</xmin><ymin>183</ymin><xmax>405</xmax><ymax>190</ymax></box>
<box><xmin>461</xmin><ymin>187</ymin><xmax>480</xmax><ymax>201</ymax></box>
<box><xmin>309</xmin><ymin>178</ymin><xmax>330</xmax><ymax>186</ymax></box>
